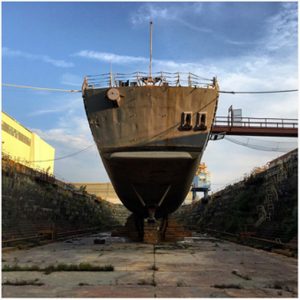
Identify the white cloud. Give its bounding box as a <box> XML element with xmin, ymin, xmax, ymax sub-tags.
<box><xmin>29</xmin><ymin>3</ymin><xmax>298</xmax><ymax>188</ymax></box>
<box><xmin>28</xmin><ymin>96</ymin><xmax>82</xmax><ymax>117</ymax></box>
<box><xmin>61</xmin><ymin>73</ymin><xmax>83</xmax><ymax>87</ymax></box>
<box><xmin>30</xmin><ymin>97</ymin><xmax>109</xmax><ymax>182</ymax></box>
<box><xmin>264</xmin><ymin>3</ymin><xmax>297</xmax><ymax>52</ymax></box>
<box><xmin>130</xmin><ymin>4</ymin><xmax>178</xmax><ymax>24</ymax></box>
<box><xmin>130</xmin><ymin>3</ymin><xmax>214</xmax><ymax>35</ymax></box>
<box><xmin>204</xmin><ymin>137</ymin><xmax>297</xmax><ymax>193</ymax></box>
<box><xmin>130</xmin><ymin>2</ymin><xmax>298</xmax><ymax>49</ymax></box>
<box><xmin>3</xmin><ymin>47</ymin><xmax>74</xmax><ymax>68</ymax></box>
<box><xmin>74</xmin><ymin>50</ymin><xmax>147</xmax><ymax>64</ymax></box>
<box><xmin>223</xmin><ymin>38</ymin><xmax>260</xmax><ymax>46</ymax></box>
<box><xmin>74</xmin><ymin>49</ymin><xmax>205</xmax><ymax>71</ymax></box>
<box><xmin>74</xmin><ymin>48</ymin><xmax>298</xmax><ymax>119</ymax></box>
<box><xmin>130</xmin><ymin>3</ymin><xmax>205</xmax><ymax>25</ymax></box>
<box><xmin>200</xmin><ymin>0</ymin><xmax>298</xmax><ymax>194</ymax></box>
<box><xmin>176</xmin><ymin>19</ymin><xmax>212</xmax><ymax>33</ymax></box>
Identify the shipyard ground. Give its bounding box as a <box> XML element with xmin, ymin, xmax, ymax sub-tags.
<box><xmin>2</xmin><ymin>233</ymin><xmax>297</xmax><ymax>298</ymax></box>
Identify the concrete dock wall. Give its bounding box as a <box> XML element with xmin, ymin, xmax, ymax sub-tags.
<box><xmin>2</xmin><ymin>156</ymin><xmax>121</xmax><ymax>243</ymax></box>
<box><xmin>176</xmin><ymin>149</ymin><xmax>298</xmax><ymax>243</ymax></box>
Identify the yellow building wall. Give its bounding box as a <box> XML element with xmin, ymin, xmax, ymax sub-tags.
<box><xmin>72</xmin><ymin>182</ymin><xmax>122</xmax><ymax>204</ymax></box>
<box><xmin>31</xmin><ymin>133</ymin><xmax>55</xmax><ymax>173</ymax></box>
<box><xmin>2</xmin><ymin>112</ymin><xmax>55</xmax><ymax>174</ymax></box>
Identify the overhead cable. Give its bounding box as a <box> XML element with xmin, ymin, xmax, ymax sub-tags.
<box><xmin>26</xmin><ymin>144</ymin><xmax>95</xmax><ymax>163</ymax></box>
<box><xmin>3</xmin><ymin>82</ymin><xmax>298</xmax><ymax>95</ymax></box>
<box><xmin>3</xmin><ymin>83</ymin><xmax>81</xmax><ymax>93</ymax></box>
<box><xmin>219</xmin><ymin>89</ymin><xmax>298</xmax><ymax>94</ymax></box>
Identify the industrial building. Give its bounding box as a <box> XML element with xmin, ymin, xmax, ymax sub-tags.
<box><xmin>71</xmin><ymin>182</ymin><xmax>121</xmax><ymax>204</ymax></box>
<box><xmin>2</xmin><ymin>112</ymin><xmax>55</xmax><ymax>174</ymax></box>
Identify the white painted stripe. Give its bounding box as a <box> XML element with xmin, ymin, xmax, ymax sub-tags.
<box><xmin>110</xmin><ymin>151</ymin><xmax>192</xmax><ymax>159</ymax></box>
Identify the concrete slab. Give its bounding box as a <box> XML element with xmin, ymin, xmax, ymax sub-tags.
<box><xmin>2</xmin><ymin>233</ymin><xmax>298</xmax><ymax>298</ymax></box>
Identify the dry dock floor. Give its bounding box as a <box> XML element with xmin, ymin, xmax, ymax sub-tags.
<box><xmin>2</xmin><ymin>233</ymin><xmax>298</xmax><ymax>298</ymax></box>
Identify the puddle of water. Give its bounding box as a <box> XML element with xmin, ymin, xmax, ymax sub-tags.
<box><xmin>88</xmin><ymin>232</ymin><xmax>130</xmax><ymax>244</ymax></box>
<box><xmin>105</xmin><ymin>236</ymin><xmax>130</xmax><ymax>243</ymax></box>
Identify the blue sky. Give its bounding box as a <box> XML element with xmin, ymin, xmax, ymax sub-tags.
<box><xmin>2</xmin><ymin>2</ymin><xmax>298</xmax><ymax>190</ymax></box>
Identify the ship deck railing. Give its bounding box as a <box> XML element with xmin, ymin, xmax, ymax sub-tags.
<box><xmin>83</xmin><ymin>71</ymin><xmax>216</xmax><ymax>89</ymax></box>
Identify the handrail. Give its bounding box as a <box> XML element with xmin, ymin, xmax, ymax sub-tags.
<box><xmin>214</xmin><ymin>116</ymin><xmax>298</xmax><ymax>129</ymax></box>
<box><xmin>84</xmin><ymin>71</ymin><xmax>215</xmax><ymax>89</ymax></box>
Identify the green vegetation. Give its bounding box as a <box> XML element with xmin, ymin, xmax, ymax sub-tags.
<box><xmin>2</xmin><ymin>263</ymin><xmax>114</xmax><ymax>274</ymax></box>
<box><xmin>137</xmin><ymin>278</ymin><xmax>157</xmax><ymax>286</ymax></box>
<box><xmin>232</xmin><ymin>270</ymin><xmax>251</xmax><ymax>280</ymax></box>
<box><xmin>137</xmin><ymin>279</ymin><xmax>148</xmax><ymax>285</ymax></box>
<box><xmin>267</xmin><ymin>281</ymin><xmax>295</xmax><ymax>293</ymax></box>
<box><xmin>212</xmin><ymin>284</ymin><xmax>243</xmax><ymax>289</ymax></box>
<box><xmin>176</xmin><ymin>153</ymin><xmax>298</xmax><ymax>244</ymax></box>
<box><xmin>44</xmin><ymin>263</ymin><xmax>114</xmax><ymax>274</ymax></box>
<box><xmin>150</xmin><ymin>264</ymin><xmax>159</xmax><ymax>271</ymax></box>
<box><xmin>2</xmin><ymin>159</ymin><xmax>121</xmax><ymax>244</ymax></box>
<box><xmin>2</xmin><ymin>279</ymin><xmax>44</xmax><ymax>286</ymax></box>
<box><xmin>78</xmin><ymin>282</ymin><xmax>91</xmax><ymax>286</ymax></box>
<box><xmin>176</xmin><ymin>280</ymin><xmax>188</xmax><ymax>287</ymax></box>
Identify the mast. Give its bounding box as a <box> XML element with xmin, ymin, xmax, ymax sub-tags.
<box><xmin>149</xmin><ymin>20</ymin><xmax>153</xmax><ymax>79</ymax></box>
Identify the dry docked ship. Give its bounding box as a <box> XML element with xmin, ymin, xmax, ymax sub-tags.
<box><xmin>82</xmin><ymin>72</ymin><xmax>219</xmax><ymax>219</ymax></box>
<box><xmin>82</xmin><ymin>24</ymin><xmax>219</xmax><ymax>223</ymax></box>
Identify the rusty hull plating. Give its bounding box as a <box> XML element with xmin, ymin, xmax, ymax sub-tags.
<box><xmin>83</xmin><ymin>73</ymin><xmax>219</xmax><ymax>219</ymax></box>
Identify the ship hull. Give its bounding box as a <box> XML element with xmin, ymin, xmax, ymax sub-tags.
<box><xmin>83</xmin><ymin>85</ymin><xmax>218</xmax><ymax>217</ymax></box>
<box><xmin>101</xmin><ymin>150</ymin><xmax>201</xmax><ymax>218</ymax></box>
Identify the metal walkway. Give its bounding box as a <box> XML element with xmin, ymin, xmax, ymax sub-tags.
<box><xmin>212</xmin><ymin>116</ymin><xmax>298</xmax><ymax>137</ymax></box>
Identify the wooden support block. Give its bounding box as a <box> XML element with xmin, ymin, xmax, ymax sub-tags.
<box><xmin>144</xmin><ymin>221</ymin><xmax>160</xmax><ymax>244</ymax></box>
